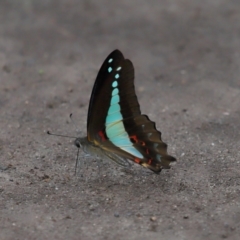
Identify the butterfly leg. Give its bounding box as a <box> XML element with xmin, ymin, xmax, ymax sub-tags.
<box><xmin>74</xmin><ymin>147</ymin><xmax>83</xmax><ymax>176</ymax></box>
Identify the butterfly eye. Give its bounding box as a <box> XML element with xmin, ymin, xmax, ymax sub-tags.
<box><xmin>74</xmin><ymin>139</ymin><xmax>81</xmax><ymax>148</ymax></box>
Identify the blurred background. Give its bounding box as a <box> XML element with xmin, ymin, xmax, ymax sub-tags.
<box><xmin>0</xmin><ymin>1</ymin><xmax>240</xmax><ymax>239</ymax></box>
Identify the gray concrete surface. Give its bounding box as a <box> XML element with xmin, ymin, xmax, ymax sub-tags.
<box><xmin>0</xmin><ymin>1</ymin><xmax>240</xmax><ymax>239</ymax></box>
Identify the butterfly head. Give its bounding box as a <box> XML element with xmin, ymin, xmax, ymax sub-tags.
<box><xmin>74</xmin><ymin>136</ymin><xmax>104</xmax><ymax>160</ymax></box>
<box><xmin>74</xmin><ymin>137</ymin><xmax>91</xmax><ymax>152</ymax></box>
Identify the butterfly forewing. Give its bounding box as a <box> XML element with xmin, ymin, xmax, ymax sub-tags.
<box><xmin>87</xmin><ymin>50</ymin><xmax>127</xmax><ymax>141</ymax></box>
<box><xmin>86</xmin><ymin>50</ymin><xmax>176</xmax><ymax>173</ymax></box>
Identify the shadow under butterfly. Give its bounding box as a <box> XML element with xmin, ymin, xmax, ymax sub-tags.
<box><xmin>52</xmin><ymin>50</ymin><xmax>176</xmax><ymax>174</ymax></box>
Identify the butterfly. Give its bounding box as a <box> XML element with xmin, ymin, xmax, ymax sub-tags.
<box><xmin>73</xmin><ymin>50</ymin><xmax>176</xmax><ymax>173</ymax></box>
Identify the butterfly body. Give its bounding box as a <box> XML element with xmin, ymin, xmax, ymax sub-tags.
<box><xmin>76</xmin><ymin>50</ymin><xmax>176</xmax><ymax>173</ymax></box>
<box><xmin>75</xmin><ymin>137</ymin><xmax>132</xmax><ymax>168</ymax></box>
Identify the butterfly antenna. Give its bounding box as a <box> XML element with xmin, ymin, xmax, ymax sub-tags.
<box><xmin>47</xmin><ymin>131</ymin><xmax>77</xmax><ymax>139</ymax></box>
<box><xmin>69</xmin><ymin>113</ymin><xmax>80</xmax><ymax>133</ymax></box>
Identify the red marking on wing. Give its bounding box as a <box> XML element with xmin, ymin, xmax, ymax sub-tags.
<box><xmin>98</xmin><ymin>130</ymin><xmax>106</xmax><ymax>141</ymax></box>
<box><xmin>147</xmin><ymin>158</ymin><xmax>153</xmax><ymax>165</ymax></box>
<box><xmin>134</xmin><ymin>158</ymin><xmax>141</xmax><ymax>164</ymax></box>
<box><xmin>146</xmin><ymin>148</ymin><xmax>149</xmax><ymax>154</ymax></box>
<box><xmin>130</xmin><ymin>136</ymin><xmax>146</xmax><ymax>147</ymax></box>
<box><xmin>130</xmin><ymin>135</ymin><xmax>138</xmax><ymax>143</ymax></box>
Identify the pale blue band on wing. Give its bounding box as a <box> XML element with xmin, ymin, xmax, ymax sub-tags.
<box><xmin>112</xmin><ymin>81</ymin><xmax>118</xmax><ymax>87</ymax></box>
<box><xmin>106</xmin><ymin>111</ymin><xmax>122</xmax><ymax>125</ymax></box>
<box><xmin>112</xmin><ymin>88</ymin><xmax>119</xmax><ymax>95</ymax></box>
<box><xmin>105</xmin><ymin>79</ymin><xmax>143</xmax><ymax>159</ymax></box>
<box><xmin>108</xmin><ymin>103</ymin><xmax>120</xmax><ymax>115</ymax></box>
<box><xmin>110</xmin><ymin>95</ymin><xmax>119</xmax><ymax>105</ymax></box>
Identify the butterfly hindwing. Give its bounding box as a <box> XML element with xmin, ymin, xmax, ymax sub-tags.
<box><xmin>87</xmin><ymin>50</ymin><xmax>176</xmax><ymax>173</ymax></box>
<box><xmin>121</xmin><ymin>115</ymin><xmax>176</xmax><ymax>172</ymax></box>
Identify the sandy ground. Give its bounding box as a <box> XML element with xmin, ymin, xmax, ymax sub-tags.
<box><xmin>0</xmin><ymin>1</ymin><xmax>240</xmax><ymax>239</ymax></box>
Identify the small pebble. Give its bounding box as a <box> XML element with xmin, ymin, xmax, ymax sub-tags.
<box><xmin>150</xmin><ymin>216</ymin><xmax>157</xmax><ymax>222</ymax></box>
